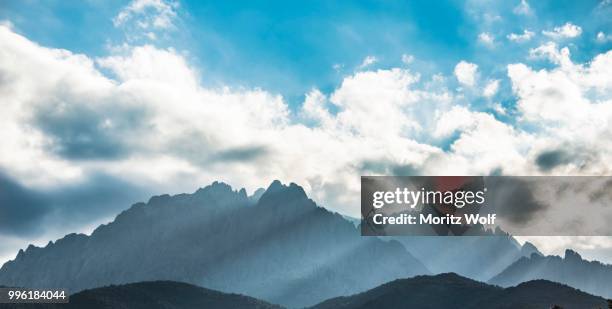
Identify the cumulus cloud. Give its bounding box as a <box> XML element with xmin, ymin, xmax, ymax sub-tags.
<box><xmin>507</xmin><ymin>30</ymin><xmax>535</xmax><ymax>43</ymax></box>
<box><xmin>454</xmin><ymin>61</ymin><xmax>479</xmax><ymax>87</ymax></box>
<box><xmin>542</xmin><ymin>22</ymin><xmax>582</xmax><ymax>40</ymax></box>
<box><xmin>1</xmin><ymin>24</ymin><xmax>612</xmax><ymax>262</ymax></box>
<box><xmin>509</xmin><ymin>43</ymin><xmax>612</xmax><ymax>174</ymax></box>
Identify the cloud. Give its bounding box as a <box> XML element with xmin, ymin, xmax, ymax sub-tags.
<box><xmin>507</xmin><ymin>30</ymin><xmax>535</xmax><ymax>43</ymax></box>
<box><xmin>0</xmin><ymin>170</ymin><xmax>149</xmax><ymax>237</ymax></box>
<box><xmin>358</xmin><ymin>55</ymin><xmax>378</xmax><ymax>69</ymax></box>
<box><xmin>542</xmin><ymin>22</ymin><xmax>582</xmax><ymax>40</ymax></box>
<box><xmin>529</xmin><ymin>42</ymin><xmax>573</xmax><ymax>67</ymax></box>
<box><xmin>478</xmin><ymin>32</ymin><xmax>495</xmax><ymax>47</ymax></box>
<box><xmin>454</xmin><ymin>61</ymin><xmax>478</xmax><ymax>87</ymax></box>
<box><xmin>113</xmin><ymin>0</ymin><xmax>179</xmax><ymax>29</ymax></box>
<box><xmin>0</xmin><ymin>172</ymin><xmax>48</xmax><ymax>235</ymax></box>
<box><xmin>209</xmin><ymin>146</ymin><xmax>269</xmax><ymax>163</ymax></box>
<box><xmin>1</xmin><ymin>23</ymin><xmax>612</xmax><ymax>262</ymax></box>
<box><xmin>513</xmin><ymin>0</ymin><xmax>533</xmax><ymax>16</ymax></box>
<box><xmin>483</xmin><ymin>79</ymin><xmax>500</xmax><ymax>98</ymax></box>
<box><xmin>401</xmin><ymin>54</ymin><xmax>414</xmax><ymax>65</ymax></box>
<box><xmin>535</xmin><ymin>149</ymin><xmax>572</xmax><ymax>171</ymax></box>
<box><xmin>508</xmin><ymin>43</ymin><xmax>612</xmax><ymax>174</ymax></box>
<box><xmin>596</xmin><ymin>31</ymin><xmax>612</xmax><ymax>43</ymax></box>
<box><xmin>112</xmin><ymin>0</ymin><xmax>179</xmax><ymax>42</ymax></box>
<box><xmin>486</xmin><ymin>177</ymin><xmax>548</xmax><ymax>226</ymax></box>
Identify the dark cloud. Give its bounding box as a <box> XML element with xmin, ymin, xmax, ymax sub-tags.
<box><xmin>359</xmin><ymin>160</ymin><xmax>420</xmax><ymax>176</ymax></box>
<box><xmin>0</xmin><ymin>171</ymin><xmax>150</xmax><ymax>237</ymax></box>
<box><xmin>211</xmin><ymin>145</ymin><xmax>269</xmax><ymax>163</ymax></box>
<box><xmin>489</xmin><ymin>167</ymin><xmax>504</xmax><ymax>176</ymax></box>
<box><xmin>486</xmin><ymin>177</ymin><xmax>548</xmax><ymax>226</ymax></box>
<box><xmin>0</xmin><ymin>173</ymin><xmax>49</xmax><ymax>235</ymax></box>
<box><xmin>33</xmin><ymin>99</ymin><xmax>148</xmax><ymax>160</ymax></box>
<box><xmin>589</xmin><ymin>178</ymin><xmax>612</xmax><ymax>203</ymax></box>
<box><xmin>535</xmin><ymin>149</ymin><xmax>571</xmax><ymax>171</ymax></box>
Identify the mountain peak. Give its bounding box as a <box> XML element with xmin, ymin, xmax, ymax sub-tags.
<box><xmin>521</xmin><ymin>241</ymin><xmax>542</xmax><ymax>257</ymax></box>
<box><xmin>249</xmin><ymin>188</ymin><xmax>266</xmax><ymax>203</ymax></box>
<box><xmin>196</xmin><ymin>181</ymin><xmax>234</xmax><ymax>194</ymax></box>
<box><xmin>258</xmin><ymin>180</ymin><xmax>309</xmax><ymax>204</ymax></box>
<box><xmin>564</xmin><ymin>249</ymin><xmax>582</xmax><ymax>261</ymax></box>
<box><xmin>265</xmin><ymin>179</ymin><xmax>285</xmax><ymax>193</ymax></box>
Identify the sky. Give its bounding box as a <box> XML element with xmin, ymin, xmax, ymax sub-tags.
<box><xmin>0</xmin><ymin>0</ymin><xmax>611</xmax><ymax>264</ymax></box>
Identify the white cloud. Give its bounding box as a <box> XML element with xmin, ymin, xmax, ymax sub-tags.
<box><xmin>358</xmin><ymin>55</ymin><xmax>377</xmax><ymax>69</ymax></box>
<box><xmin>113</xmin><ymin>0</ymin><xmax>178</xmax><ymax>29</ymax></box>
<box><xmin>0</xmin><ymin>20</ymin><xmax>13</xmax><ymax>29</ymax></box>
<box><xmin>542</xmin><ymin>22</ymin><xmax>582</xmax><ymax>40</ymax></box>
<box><xmin>529</xmin><ymin>42</ymin><xmax>573</xmax><ymax>68</ymax></box>
<box><xmin>401</xmin><ymin>54</ymin><xmax>414</xmax><ymax>65</ymax></box>
<box><xmin>112</xmin><ymin>0</ymin><xmax>179</xmax><ymax>42</ymax></box>
<box><xmin>483</xmin><ymin>79</ymin><xmax>500</xmax><ymax>98</ymax></box>
<box><xmin>513</xmin><ymin>0</ymin><xmax>533</xmax><ymax>16</ymax></box>
<box><xmin>2</xmin><ymin>25</ymin><xmax>612</xmax><ymax>263</ymax></box>
<box><xmin>454</xmin><ymin>61</ymin><xmax>478</xmax><ymax>87</ymax></box>
<box><xmin>507</xmin><ymin>29</ymin><xmax>535</xmax><ymax>43</ymax></box>
<box><xmin>509</xmin><ymin>43</ymin><xmax>612</xmax><ymax>175</ymax></box>
<box><xmin>492</xmin><ymin>102</ymin><xmax>507</xmax><ymax>115</ymax></box>
<box><xmin>596</xmin><ymin>31</ymin><xmax>612</xmax><ymax>43</ymax></box>
<box><xmin>478</xmin><ymin>32</ymin><xmax>495</xmax><ymax>47</ymax></box>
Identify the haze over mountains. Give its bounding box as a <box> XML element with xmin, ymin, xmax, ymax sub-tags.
<box><xmin>1</xmin><ymin>180</ymin><xmax>611</xmax><ymax>308</ymax></box>
<box><xmin>395</xmin><ymin>233</ymin><xmax>542</xmax><ymax>281</ymax></box>
<box><xmin>490</xmin><ymin>249</ymin><xmax>612</xmax><ymax>299</ymax></box>
<box><xmin>0</xmin><ymin>181</ymin><xmax>428</xmax><ymax>308</ymax></box>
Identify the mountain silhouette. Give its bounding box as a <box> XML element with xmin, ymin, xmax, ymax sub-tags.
<box><xmin>311</xmin><ymin>273</ymin><xmax>608</xmax><ymax>309</ymax></box>
<box><xmin>0</xmin><ymin>180</ymin><xmax>429</xmax><ymax>308</ymax></box>
<box><xmin>489</xmin><ymin>249</ymin><xmax>612</xmax><ymax>299</ymax></box>
<box><xmin>394</xmin><ymin>230</ymin><xmax>542</xmax><ymax>281</ymax></box>
<box><xmin>2</xmin><ymin>274</ymin><xmax>606</xmax><ymax>309</ymax></box>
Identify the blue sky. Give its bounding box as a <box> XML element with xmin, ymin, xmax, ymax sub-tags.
<box><xmin>0</xmin><ymin>0</ymin><xmax>611</xmax><ymax>263</ymax></box>
<box><xmin>2</xmin><ymin>0</ymin><xmax>609</xmax><ymax>106</ymax></box>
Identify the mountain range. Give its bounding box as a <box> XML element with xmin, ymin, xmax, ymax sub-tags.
<box><xmin>490</xmin><ymin>249</ymin><xmax>612</xmax><ymax>299</ymax></box>
<box><xmin>2</xmin><ymin>180</ymin><xmax>612</xmax><ymax>308</ymax></box>
<box><xmin>0</xmin><ymin>181</ymin><xmax>428</xmax><ymax>308</ymax></box>
<box><xmin>393</xmin><ymin>231</ymin><xmax>541</xmax><ymax>281</ymax></box>
<box><xmin>311</xmin><ymin>273</ymin><xmax>609</xmax><ymax>309</ymax></box>
<box><xmin>0</xmin><ymin>280</ymin><xmax>282</xmax><ymax>309</ymax></box>
<box><xmin>1</xmin><ymin>274</ymin><xmax>608</xmax><ymax>309</ymax></box>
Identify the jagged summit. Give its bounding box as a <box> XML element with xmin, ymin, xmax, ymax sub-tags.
<box><xmin>564</xmin><ymin>249</ymin><xmax>582</xmax><ymax>261</ymax></box>
<box><xmin>249</xmin><ymin>188</ymin><xmax>266</xmax><ymax>203</ymax></box>
<box><xmin>521</xmin><ymin>241</ymin><xmax>542</xmax><ymax>257</ymax></box>
<box><xmin>259</xmin><ymin>180</ymin><xmax>310</xmax><ymax>207</ymax></box>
